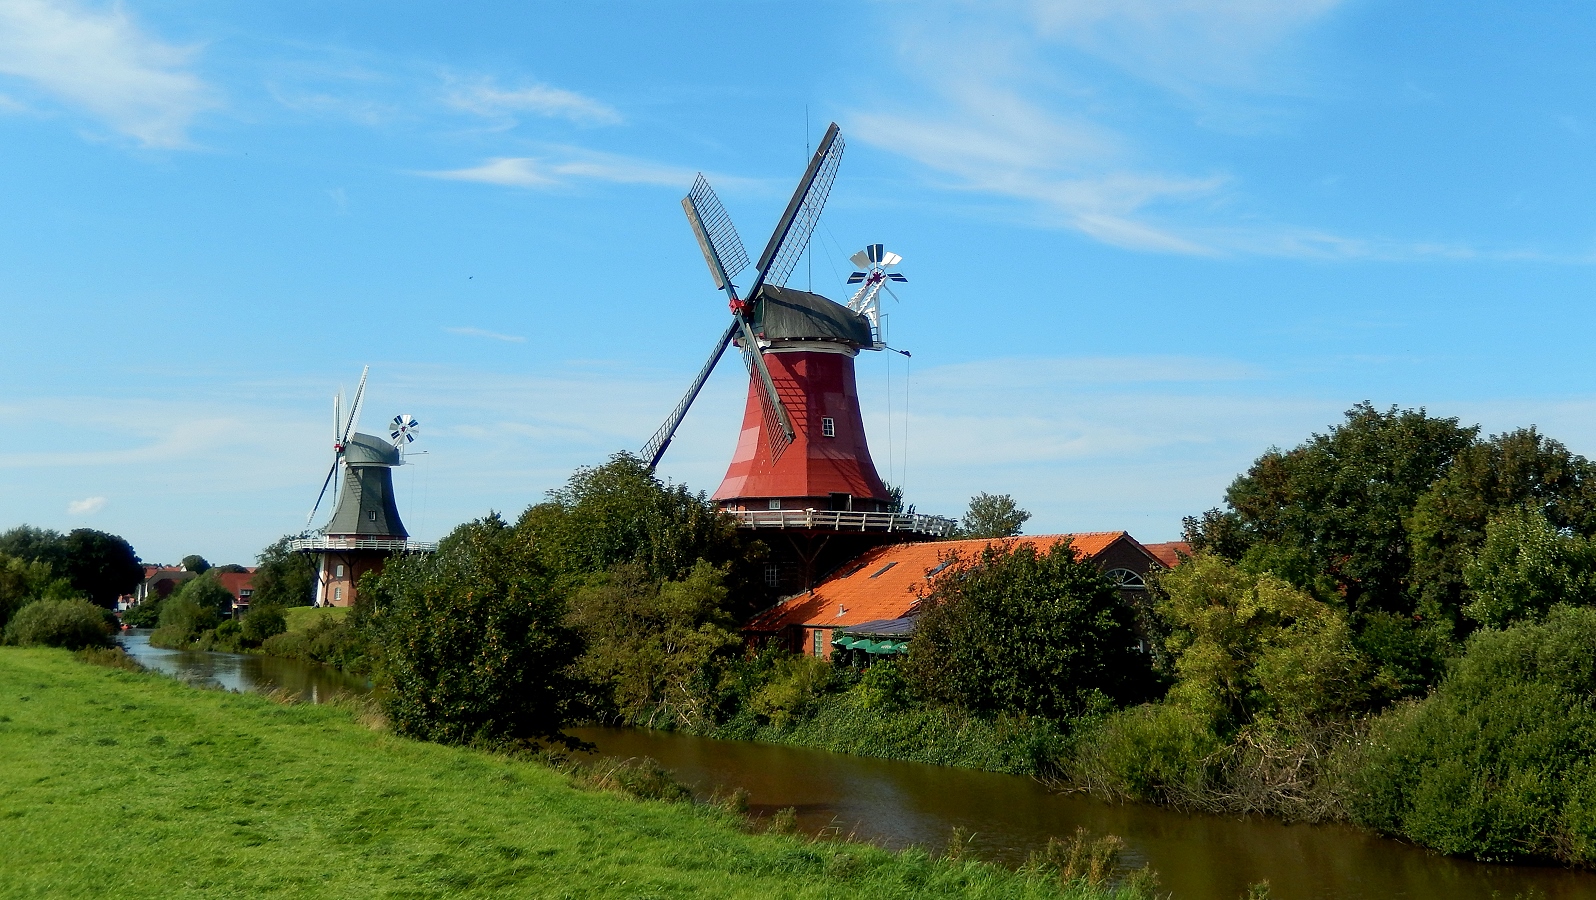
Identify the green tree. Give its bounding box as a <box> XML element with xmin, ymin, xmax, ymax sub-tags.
<box><xmin>251</xmin><ymin>536</ymin><xmax>317</xmax><ymax>608</ymax></box>
<box><xmin>1353</xmin><ymin>605</ymin><xmax>1596</xmax><ymax>865</ymax></box>
<box><xmin>0</xmin><ymin>553</ymin><xmax>75</xmax><ymax>630</ymax></box>
<box><xmin>180</xmin><ymin>555</ymin><xmax>211</xmax><ymax>573</ymax></box>
<box><xmin>0</xmin><ymin>526</ymin><xmax>143</xmax><ymax>607</ymax></box>
<box><xmin>958</xmin><ymin>492</ymin><xmax>1031</xmax><ymax>539</ymax></box>
<box><xmin>1407</xmin><ymin>428</ymin><xmax>1596</xmax><ymax>627</ymax></box>
<box><xmin>903</xmin><ymin>539</ymin><xmax>1151</xmax><ymax>720</ymax></box>
<box><xmin>1157</xmin><ymin>554</ymin><xmax>1368</xmax><ymax>731</ymax></box>
<box><xmin>1191</xmin><ymin>404</ymin><xmax>1476</xmax><ymax>618</ymax></box>
<box><xmin>565</xmin><ymin>560</ymin><xmax>742</xmax><ymax>729</ymax></box>
<box><xmin>240</xmin><ymin>604</ymin><xmax>288</xmax><ymax>645</ymax></box>
<box><xmin>369</xmin><ymin>514</ymin><xmax>581</xmax><ymax>746</ymax></box>
<box><xmin>149</xmin><ymin>573</ymin><xmax>229</xmax><ymax>647</ymax></box>
<box><xmin>1461</xmin><ymin>504</ymin><xmax>1596</xmax><ymax>628</ymax></box>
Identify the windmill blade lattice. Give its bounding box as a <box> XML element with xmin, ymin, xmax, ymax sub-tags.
<box><xmin>755</xmin><ymin>124</ymin><xmax>844</xmax><ymax>290</ymax></box>
<box><xmin>683</xmin><ymin>175</ymin><xmax>749</xmax><ymax>290</ymax></box>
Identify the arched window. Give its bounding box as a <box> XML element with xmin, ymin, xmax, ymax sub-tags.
<box><xmin>1105</xmin><ymin>568</ymin><xmax>1145</xmax><ymax>589</ymax></box>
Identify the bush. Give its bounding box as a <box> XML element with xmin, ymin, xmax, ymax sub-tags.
<box><xmin>748</xmin><ymin>654</ymin><xmax>834</xmax><ymax>728</ymax></box>
<box><xmin>240</xmin><ymin>604</ymin><xmax>287</xmax><ymax>645</ymax></box>
<box><xmin>259</xmin><ymin>611</ymin><xmax>371</xmax><ymax>672</ymax></box>
<box><xmin>120</xmin><ymin>598</ymin><xmax>162</xmax><ymax>628</ymax></box>
<box><xmin>1352</xmin><ymin>605</ymin><xmax>1596</xmax><ymax>864</ymax></box>
<box><xmin>1070</xmin><ymin>704</ymin><xmax>1220</xmax><ymax>805</ymax></box>
<box><xmin>148</xmin><ymin>583</ymin><xmax>221</xmax><ymax>649</ymax></box>
<box><xmin>370</xmin><ymin>514</ymin><xmax>581</xmax><ymax>746</ymax></box>
<box><xmin>903</xmin><ymin>539</ymin><xmax>1153</xmax><ymax>721</ymax></box>
<box><xmin>4</xmin><ymin>597</ymin><xmax>114</xmax><ymax>649</ymax></box>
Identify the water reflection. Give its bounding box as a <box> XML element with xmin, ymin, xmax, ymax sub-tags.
<box><xmin>119</xmin><ymin>629</ymin><xmax>369</xmax><ymax>702</ymax></box>
<box><xmin>574</xmin><ymin>726</ymin><xmax>1593</xmax><ymax>900</ymax></box>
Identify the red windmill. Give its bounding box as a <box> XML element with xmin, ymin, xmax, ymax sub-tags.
<box><xmin>642</xmin><ymin>123</ymin><xmax>953</xmax><ymax>591</ymax></box>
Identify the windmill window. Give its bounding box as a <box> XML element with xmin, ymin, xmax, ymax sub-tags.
<box><xmin>769</xmin><ymin>498</ymin><xmax>781</xmax><ymax>510</ymax></box>
<box><xmin>334</xmin><ymin>587</ymin><xmax>342</xmax><ymax>602</ymax></box>
<box><xmin>335</xmin><ymin>565</ymin><xmax>345</xmax><ymax>578</ymax></box>
<box><xmin>764</xmin><ymin>564</ymin><xmax>780</xmax><ymax>587</ymax></box>
<box><xmin>821</xmin><ymin>417</ymin><xmax>836</xmax><ymax>437</ymax></box>
<box><xmin>369</xmin><ymin>510</ymin><xmax>377</xmax><ymax>522</ymax></box>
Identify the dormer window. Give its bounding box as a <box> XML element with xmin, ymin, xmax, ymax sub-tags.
<box><xmin>368</xmin><ymin>510</ymin><xmax>377</xmax><ymax>521</ymax></box>
<box><xmin>769</xmin><ymin>498</ymin><xmax>781</xmax><ymax>510</ymax></box>
<box><xmin>821</xmin><ymin>417</ymin><xmax>835</xmax><ymax>437</ymax></box>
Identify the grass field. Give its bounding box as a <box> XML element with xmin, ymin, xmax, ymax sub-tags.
<box><xmin>0</xmin><ymin>649</ymin><xmax>1146</xmax><ymax>899</ymax></box>
<box><xmin>282</xmin><ymin>605</ymin><xmax>348</xmax><ymax>634</ymax></box>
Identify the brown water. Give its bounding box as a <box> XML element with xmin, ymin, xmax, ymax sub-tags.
<box><xmin>118</xmin><ymin>629</ymin><xmax>369</xmax><ymax>702</ymax></box>
<box><xmin>574</xmin><ymin>726</ymin><xmax>1595</xmax><ymax>900</ymax></box>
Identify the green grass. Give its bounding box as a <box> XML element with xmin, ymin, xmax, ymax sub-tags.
<box><xmin>283</xmin><ymin>605</ymin><xmax>348</xmax><ymax>634</ymax></box>
<box><xmin>0</xmin><ymin>649</ymin><xmax>1146</xmax><ymax>899</ymax></box>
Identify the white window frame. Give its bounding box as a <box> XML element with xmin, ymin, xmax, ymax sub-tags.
<box><xmin>768</xmin><ymin>498</ymin><xmax>781</xmax><ymax>510</ymax></box>
<box><xmin>821</xmin><ymin>417</ymin><xmax>836</xmax><ymax>437</ymax></box>
<box><xmin>335</xmin><ymin>564</ymin><xmax>345</xmax><ymax>578</ymax></box>
<box><xmin>813</xmin><ymin>629</ymin><xmax>825</xmax><ymax>656</ymax></box>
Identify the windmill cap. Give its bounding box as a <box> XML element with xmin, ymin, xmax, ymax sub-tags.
<box><xmin>343</xmin><ymin>432</ymin><xmax>401</xmax><ymax>466</ymax></box>
<box><xmin>755</xmin><ymin>285</ymin><xmax>873</xmax><ymax>346</ymax></box>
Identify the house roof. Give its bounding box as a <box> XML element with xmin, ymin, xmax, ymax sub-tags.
<box><xmin>746</xmin><ymin>532</ymin><xmax>1146</xmax><ymax>633</ymax></box>
<box><xmin>1143</xmin><ymin>541</ymin><xmax>1192</xmax><ymax>568</ymax></box>
<box><xmin>214</xmin><ymin>569</ymin><xmax>256</xmax><ymax>601</ymax></box>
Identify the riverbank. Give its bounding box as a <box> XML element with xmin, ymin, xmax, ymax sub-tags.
<box><xmin>0</xmin><ymin>648</ymin><xmax>1147</xmax><ymax>899</ymax></box>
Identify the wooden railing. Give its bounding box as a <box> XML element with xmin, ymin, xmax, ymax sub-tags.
<box><xmin>727</xmin><ymin>509</ymin><xmax>956</xmax><ymax>536</ymax></box>
<box><xmin>284</xmin><ymin>537</ymin><xmax>438</xmax><ymax>553</ymax></box>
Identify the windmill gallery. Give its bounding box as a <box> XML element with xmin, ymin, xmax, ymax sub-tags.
<box><xmin>290</xmin><ymin>123</ymin><xmax>1176</xmax><ymax>658</ymax></box>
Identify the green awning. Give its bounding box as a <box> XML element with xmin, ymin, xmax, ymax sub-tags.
<box><xmin>831</xmin><ymin>635</ymin><xmax>857</xmax><ymax>649</ymax></box>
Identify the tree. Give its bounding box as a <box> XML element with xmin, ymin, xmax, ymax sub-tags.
<box><xmin>517</xmin><ymin>453</ymin><xmax>764</xmax><ymax>613</ymax></box>
<box><xmin>1461</xmin><ymin>504</ymin><xmax>1596</xmax><ymax>628</ymax></box>
<box><xmin>1157</xmin><ymin>554</ymin><xmax>1368</xmax><ymax>731</ymax></box>
<box><xmin>903</xmin><ymin>539</ymin><xmax>1152</xmax><ymax>720</ymax></box>
<box><xmin>181</xmin><ymin>555</ymin><xmax>211</xmax><ymax>573</ymax></box>
<box><xmin>0</xmin><ymin>553</ymin><xmax>75</xmax><ymax>630</ymax></box>
<box><xmin>565</xmin><ymin>560</ymin><xmax>742</xmax><ymax>729</ymax></box>
<box><xmin>1407</xmin><ymin>428</ymin><xmax>1596</xmax><ymax>627</ymax></box>
<box><xmin>251</xmin><ymin>536</ymin><xmax>317</xmax><ymax>608</ymax></box>
<box><xmin>369</xmin><ymin>514</ymin><xmax>582</xmax><ymax>746</ymax></box>
<box><xmin>959</xmin><ymin>492</ymin><xmax>1031</xmax><ymax>539</ymax></box>
<box><xmin>149</xmin><ymin>575</ymin><xmax>226</xmax><ymax>648</ymax></box>
<box><xmin>0</xmin><ymin>527</ymin><xmax>143</xmax><ymax>608</ymax></box>
<box><xmin>1192</xmin><ymin>404</ymin><xmax>1476</xmax><ymax>617</ymax></box>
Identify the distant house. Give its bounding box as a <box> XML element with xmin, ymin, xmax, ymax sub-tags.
<box><xmin>214</xmin><ymin>569</ymin><xmax>257</xmax><ymax>618</ymax></box>
<box><xmin>745</xmin><ymin>532</ymin><xmax>1166</xmax><ymax>660</ymax></box>
<box><xmin>132</xmin><ymin>566</ymin><xmax>196</xmax><ymax>606</ymax></box>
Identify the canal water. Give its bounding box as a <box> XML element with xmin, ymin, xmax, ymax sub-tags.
<box><xmin>122</xmin><ymin>632</ymin><xmax>1593</xmax><ymax>899</ymax></box>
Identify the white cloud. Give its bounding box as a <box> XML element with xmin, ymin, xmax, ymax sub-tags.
<box><xmin>444</xmin><ymin>75</ymin><xmax>619</xmax><ymax>125</ymax></box>
<box><xmin>445</xmin><ymin>326</ymin><xmax>525</xmax><ymax>343</ymax></box>
<box><xmin>0</xmin><ymin>0</ymin><xmax>215</xmax><ymax>147</ymax></box>
<box><xmin>422</xmin><ymin>147</ymin><xmax>706</xmax><ymax>191</ymax></box>
<box><xmin>67</xmin><ymin>495</ymin><xmax>105</xmax><ymax>515</ymax></box>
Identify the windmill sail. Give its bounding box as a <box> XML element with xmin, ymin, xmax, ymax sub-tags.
<box><xmin>642</xmin><ymin>318</ymin><xmax>739</xmax><ymax>468</ymax></box>
<box><xmin>735</xmin><ymin>318</ymin><xmax>795</xmax><ymax>458</ymax></box>
<box><xmin>683</xmin><ymin>176</ymin><xmax>749</xmax><ymax>290</ymax></box>
<box><xmin>753</xmin><ymin>123</ymin><xmax>844</xmax><ymax>290</ymax></box>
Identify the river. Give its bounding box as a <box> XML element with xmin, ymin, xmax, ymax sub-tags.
<box><xmin>120</xmin><ymin>631</ymin><xmax>1593</xmax><ymax>900</ymax></box>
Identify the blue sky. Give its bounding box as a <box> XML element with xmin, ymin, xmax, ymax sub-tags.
<box><xmin>5</xmin><ymin>1</ymin><xmax>1596</xmax><ymax>565</ymax></box>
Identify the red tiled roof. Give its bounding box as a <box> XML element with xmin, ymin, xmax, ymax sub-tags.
<box><xmin>214</xmin><ymin>570</ymin><xmax>255</xmax><ymax>600</ymax></box>
<box><xmin>1143</xmin><ymin>541</ymin><xmax>1192</xmax><ymax>568</ymax></box>
<box><xmin>746</xmin><ymin>532</ymin><xmax>1140</xmax><ymax>633</ymax></box>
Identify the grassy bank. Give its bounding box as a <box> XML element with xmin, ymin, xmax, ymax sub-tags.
<box><xmin>0</xmin><ymin>648</ymin><xmax>1147</xmax><ymax>899</ymax></box>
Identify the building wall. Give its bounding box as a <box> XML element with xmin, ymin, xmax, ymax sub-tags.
<box><xmin>315</xmin><ymin>552</ymin><xmax>390</xmax><ymax>608</ymax></box>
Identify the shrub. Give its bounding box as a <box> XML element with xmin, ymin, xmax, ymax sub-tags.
<box><xmin>149</xmin><ymin>583</ymin><xmax>221</xmax><ymax>649</ymax></box>
<box><xmin>4</xmin><ymin>597</ymin><xmax>114</xmax><ymax>649</ymax></box>
<box><xmin>1352</xmin><ymin>605</ymin><xmax>1596</xmax><ymax>864</ymax></box>
<box><xmin>240</xmin><ymin>604</ymin><xmax>287</xmax><ymax>645</ymax></box>
<box><xmin>370</xmin><ymin>514</ymin><xmax>581</xmax><ymax>746</ymax></box>
<box><xmin>1070</xmin><ymin>703</ymin><xmax>1220</xmax><ymax>805</ymax></box>
<box><xmin>903</xmin><ymin>539</ymin><xmax>1153</xmax><ymax>721</ymax></box>
<box><xmin>748</xmin><ymin>654</ymin><xmax>834</xmax><ymax>727</ymax></box>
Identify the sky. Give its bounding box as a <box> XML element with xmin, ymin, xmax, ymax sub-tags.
<box><xmin>5</xmin><ymin>1</ymin><xmax>1596</xmax><ymax>565</ymax></box>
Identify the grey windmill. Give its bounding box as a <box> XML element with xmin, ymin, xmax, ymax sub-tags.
<box><xmin>292</xmin><ymin>366</ymin><xmax>430</xmax><ymax>607</ymax></box>
<box><xmin>640</xmin><ymin>121</ymin><xmax>847</xmax><ymax>469</ymax></box>
<box><xmin>305</xmin><ymin>366</ymin><xmax>415</xmax><ymax>540</ymax></box>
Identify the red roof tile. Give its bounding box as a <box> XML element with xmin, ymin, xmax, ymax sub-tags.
<box><xmin>747</xmin><ymin>532</ymin><xmax>1143</xmax><ymax>633</ymax></box>
<box><xmin>1143</xmin><ymin>541</ymin><xmax>1192</xmax><ymax>568</ymax></box>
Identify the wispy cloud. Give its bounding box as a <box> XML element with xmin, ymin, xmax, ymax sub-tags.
<box><xmin>443</xmin><ymin>74</ymin><xmax>619</xmax><ymax>125</ymax></box>
<box><xmin>422</xmin><ymin>147</ymin><xmax>713</xmax><ymax>191</ymax></box>
<box><xmin>445</xmin><ymin>326</ymin><xmax>525</xmax><ymax>343</ymax></box>
<box><xmin>67</xmin><ymin>495</ymin><xmax>105</xmax><ymax>515</ymax></box>
<box><xmin>0</xmin><ymin>0</ymin><xmax>216</xmax><ymax>147</ymax></box>
<box><xmin>849</xmin><ymin>1</ymin><xmax>1469</xmax><ymax>259</ymax></box>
